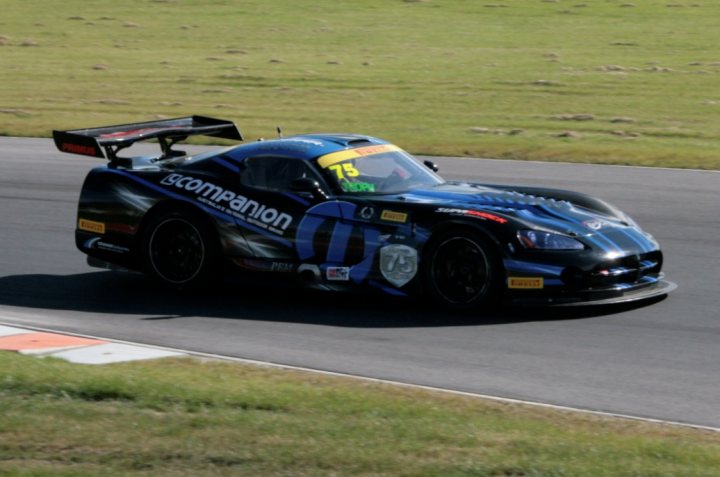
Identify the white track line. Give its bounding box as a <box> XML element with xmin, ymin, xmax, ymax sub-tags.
<box><xmin>2</xmin><ymin>320</ymin><xmax>718</xmax><ymax>434</ymax></box>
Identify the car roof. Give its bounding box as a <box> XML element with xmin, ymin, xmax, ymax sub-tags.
<box><xmin>223</xmin><ymin>133</ymin><xmax>391</xmax><ymax>162</ymax></box>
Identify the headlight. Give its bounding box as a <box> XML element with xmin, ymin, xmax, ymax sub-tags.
<box><xmin>517</xmin><ymin>230</ymin><xmax>585</xmax><ymax>250</ymax></box>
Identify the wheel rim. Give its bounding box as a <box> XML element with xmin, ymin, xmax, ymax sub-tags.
<box><xmin>430</xmin><ymin>237</ymin><xmax>491</xmax><ymax>305</ymax></box>
<box><xmin>148</xmin><ymin>218</ymin><xmax>205</xmax><ymax>284</ymax></box>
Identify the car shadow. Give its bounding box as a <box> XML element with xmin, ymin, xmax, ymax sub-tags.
<box><xmin>0</xmin><ymin>271</ymin><xmax>666</xmax><ymax>328</ymax></box>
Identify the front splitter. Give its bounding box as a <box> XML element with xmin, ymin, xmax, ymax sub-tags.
<box><xmin>513</xmin><ymin>280</ymin><xmax>677</xmax><ymax>307</ymax></box>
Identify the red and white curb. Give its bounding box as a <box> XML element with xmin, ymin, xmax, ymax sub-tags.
<box><xmin>0</xmin><ymin>324</ymin><xmax>184</xmax><ymax>365</ymax></box>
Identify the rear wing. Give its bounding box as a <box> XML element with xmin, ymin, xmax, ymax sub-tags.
<box><xmin>53</xmin><ymin>115</ymin><xmax>243</xmax><ymax>163</ymax></box>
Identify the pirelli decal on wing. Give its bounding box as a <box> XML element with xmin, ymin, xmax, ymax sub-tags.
<box><xmin>161</xmin><ymin>173</ymin><xmax>293</xmax><ymax>235</ymax></box>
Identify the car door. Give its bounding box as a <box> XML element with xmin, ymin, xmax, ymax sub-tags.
<box><xmin>234</xmin><ymin>156</ymin><xmax>388</xmax><ymax>284</ymax></box>
<box><xmin>234</xmin><ymin>155</ymin><xmax>332</xmax><ymax>261</ymax></box>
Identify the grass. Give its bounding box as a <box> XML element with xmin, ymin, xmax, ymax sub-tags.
<box><xmin>1</xmin><ymin>0</ymin><xmax>720</xmax><ymax>169</ymax></box>
<box><xmin>1</xmin><ymin>352</ymin><xmax>719</xmax><ymax>476</ymax></box>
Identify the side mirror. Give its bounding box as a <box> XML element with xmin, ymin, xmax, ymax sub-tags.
<box><xmin>290</xmin><ymin>177</ymin><xmax>328</xmax><ymax>201</ymax></box>
<box><xmin>423</xmin><ymin>160</ymin><xmax>439</xmax><ymax>172</ymax></box>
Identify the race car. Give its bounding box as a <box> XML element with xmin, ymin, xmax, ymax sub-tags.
<box><xmin>53</xmin><ymin>115</ymin><xmax>676</xmax><ymax>308</ymax></box>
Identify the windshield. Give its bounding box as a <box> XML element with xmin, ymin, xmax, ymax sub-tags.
<box><xmin>316</xmin><ymin>144</ymin><xmax>444</xmax><ymax>194</ymax></box>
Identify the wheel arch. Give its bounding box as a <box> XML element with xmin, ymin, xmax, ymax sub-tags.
<box><xmin>136</xmin><ymin>199</ymin><xmax>222</xmax><ymax>251</ymax></box>
<box><xmin>423</xmin><ymin>219</ymin><xmax>509</xmax><ymax>285</ymax></box>
<box><xmin>138</xmin><ymin>199</ymin><xmax>224</xmax><ymax>288</ymax></box>
<box><xmin>421</xmin><ymin>220</ymin><xmax>508</xmax><ymax>308</ymax></box>
<box><xmin>424</xmin><ymin>219</ymin><xmax>508</xmax><ymax>261</ymax></box>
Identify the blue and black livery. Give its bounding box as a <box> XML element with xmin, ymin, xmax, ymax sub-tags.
<box><xmin>54</xmin><ymin>116</ymin><xmax>675</xmax><ymax>308</ymax></box>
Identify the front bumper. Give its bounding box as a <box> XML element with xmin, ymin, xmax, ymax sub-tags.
<box><xmin>511</xmin><ymin>277</ymin><xmax>677</xmax><ymax>306</ymax></box>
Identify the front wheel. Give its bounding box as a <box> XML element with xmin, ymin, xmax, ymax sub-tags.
<box><xmin>141</xmin><ymin>209</ymin><xmax>219</xmax><ymax>289</ymax></box>
<box><xmin>424</xmin><ymin>230</ymin><xmax>503</xmax><ymax>309</ymax></box>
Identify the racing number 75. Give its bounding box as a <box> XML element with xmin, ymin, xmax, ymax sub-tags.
<box><xmin>328</xmin><ymin>163</ymin><xmax>359</xmax><ymax>180</ymax></box>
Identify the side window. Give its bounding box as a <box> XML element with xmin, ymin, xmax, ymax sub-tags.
<box><xmin>240</xmin><ymin>157</ymin><xmax>324</xmax><ymax>192</ymax></box>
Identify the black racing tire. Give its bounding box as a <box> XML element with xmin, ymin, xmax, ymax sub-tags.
<box><xmin>423</xmin><ymin>229</ymin><xmax>503</xmax><ymax>310</ymax></box>
<box><xmin>141</xmin><ymin>208</ymin><xmax>219</xmax><ymax>289</ymax></box>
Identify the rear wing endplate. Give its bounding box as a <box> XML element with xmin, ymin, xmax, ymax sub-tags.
<box><xmin>53</xmin><ymin>115</ymin><xmax>243</xmax><ymax>163</ymax></box>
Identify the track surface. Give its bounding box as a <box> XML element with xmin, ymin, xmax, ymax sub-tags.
<box><xmin>1</xmin><ymin>137</ymin><xmax>718</xmax><ymax>428</ymax></box>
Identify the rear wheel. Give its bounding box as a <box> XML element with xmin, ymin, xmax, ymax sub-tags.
<box><xmin>424</xmin><ymin>230</ymin><xmax>502</xmax><ymax>309</ymax></box>
<box><xmin>141</xmin><ymin>209</ymin><xmax>219</xmax><ymax>289</ymax></box>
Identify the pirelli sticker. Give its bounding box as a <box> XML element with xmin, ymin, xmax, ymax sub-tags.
<box><xmin>508</xmin><ymin>277</ymin><xmax>544</xmax><ymax>289</ymax></box>
<box><xmin>78</xmin><ymin>218</ymin><xmax>106</xmax><ymax>234</ymax></box>
<box><xmin>380</xmin><ymin>210</ymin><xmax>408</xmax><ymax>223</ymax></box>
<box><xmin>317</xmin><ymin>144</ymin><xmax>402</xmax><ymax>168</ymax></box>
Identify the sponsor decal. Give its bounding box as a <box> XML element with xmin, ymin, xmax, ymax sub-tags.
<box><xmin>62</xmin><ymin>143</ymin><xmax>98</xmax><ymax>156</ymax></box>
<box><xmin>380</xmin><ymin>210</ymin><xmax>408</xmax><ymax>223</ymax></box>
<box><xmin>341</xmin><ymin>181</ymin><xmax>375</xmax><ymax>193</ymax></box>
<box><xmin>78</xmin><ymin>218</ymin><xmax>106</xmax><ymax>234</ymax></box>
<box><xmin>96</xmin><ymin>242</ymin><xmax>129</xmax><ymax>254</ymax></box>
<box><xmin>326</xmin><ymin>266</ymin><xmax>350</xmax><ymax>281</ymax></box>
<box><xmin>436</xmin><ymin>208</ymin><xmax>508</xmax><ymax>224</ymax></box>
<box><xmin>380</xmin><ymin>244</ymin><xmax>418</xmax><ymax>287</ymax></box>
<box><xmin>359</xmin><ymin>206</ymin><xmax>375</xmax><ymax>220</ymax></box>
<box><xmin>271</xmin><ymin>262</ymin><xmax>296</xmax><ymax>272</ymax></box>
<box><xmin>286</xmin><ymin>138</ymin><xmax>325</xmax><ymax>147</ymax></box>
<box><xmin>317</xmin><ymin>144</ymin><xmax>403</xmax><ymax>168</ymax></box>
<box><xmin>508</xmin><ymin>277</ymin><xmax>544</xmax><ymax>289</ymax></box>
<box><xmin>583</xmin><ymin>219</ymin><xmax>608</xmax><ymax>230</ymax></box>
<box><xmin>99</xmin><ymin>127</ymin><xmax>179</xmax><ymax>139</ymax></box>
<box><xmin>83</xmin><ymin>237</ymin><xmax>129</xmax><ymax>254</ymax></box>
<box><xmin>234</xmin><ymin>258</ymin><xmax>296</xmax><ymax>273</ymax></box>
<box><xmin>160</xmin><ymin>173</ymin><xmax>293</xmax><ymax>235</ymax></box>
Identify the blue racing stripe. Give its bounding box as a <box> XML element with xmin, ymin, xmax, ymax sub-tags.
<box><xmin>503</xmin><ymin>259</ymin><xmax>565</xmax><ymax>277</ymax></box>
<box><xmin>535</xmin><ymin>204</ymin><xmax>623</xmax><ymax>255</ymax></box>
<box><xmin>326</xmin><ymin>222</ymin><xmax>353</xmax><ymax>262</ymax></box>
<box><xmin>369</xmin><ymin>280</ymin><xmax>407</xmax><ymax>296</ymax></box>
<box><xmin>515</xmin><ymin>208</ymin><xmax>613</xmax><ymax>253</ymax></box>
<box><xmin>281</xmin><ymin>192</ymin><xmax>311</xmax><ymax>206</ymax></box>
<box><xmin>618</xmin><ymin>227</ymin><xmax>656</xmax><ymax>253</ymax></box>
<box><xmin>212</xmin><ymin>157</ymin><xmax>241</xmax><ymax>173</ymax></box>
<box><xmin>295</xmin><ymin>215</ymin><xmax>325</xmax><ymax>260</ymax></box>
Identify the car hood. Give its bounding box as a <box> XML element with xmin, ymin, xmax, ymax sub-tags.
<box><xmin>391</xmin><ymin>182</ymin><xmax>659</xmax><ymax>253</ymax></box>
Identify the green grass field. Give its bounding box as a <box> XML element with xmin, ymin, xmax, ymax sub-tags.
<box><xmin>1</xmin><ymin>352</ymin><xmax>719</xmax><ymax>477</ymax></box>
<box><xmin>2</xmin><ymin>0</ymin><xmax>720</xmax><ymax>169</ymax></box>
<box><xmin>2</xmin><ymin>3</ymin><xmax>720</xmax><ymax>473</ymax></box>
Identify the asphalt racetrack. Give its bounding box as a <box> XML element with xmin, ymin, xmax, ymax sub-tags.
<box><xmin>1</xmin><ymin>137</ymin><xmax>718</xmax><ymax>429</ymax></box>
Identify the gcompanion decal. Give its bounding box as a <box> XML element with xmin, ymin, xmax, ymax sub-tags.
<box><xmin>380</xmin><ymin>210</ymin><xmax>408</xmax><ymax>223</ymax></box>
<box><xmin>78</xmin><ymin>218</ymin><xmax>106</xmax><ymax>234</ymax></box>
<box><xmin>508</xmin><ymin>277</ymin><xmax>544</xmax><ymax>289</ymax></box>
<box><xmin>161</xmin><ymin>173</ymin><xmax>293</xmax><ymax>235</ymax></box>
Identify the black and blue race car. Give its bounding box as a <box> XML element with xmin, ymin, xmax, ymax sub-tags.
<box><xmin>53</xmin><ymin>116</ymin><xmax>675</xmax><ymax>308</ymax></box>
